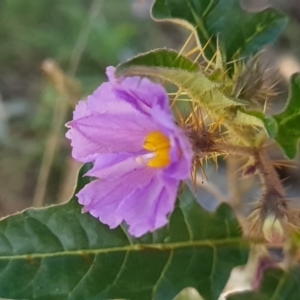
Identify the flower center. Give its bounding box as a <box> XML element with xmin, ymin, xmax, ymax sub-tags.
<box><xmin>143</xmin><ymin>131</ymin><xmax>171</xmax><ymax>168</ymax></box>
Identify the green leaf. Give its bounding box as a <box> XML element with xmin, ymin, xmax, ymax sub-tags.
<box><xmin>274</xmin><ymin>73</ymin><xmax>300</xmax><ymax>159</ymax></box>
<box><xmin>151</xmin><ymin>0</ymin><xmax>287</xmax><ymax>63</ymax></box>
<box><xmin>0</xmin><ymin>166</ymin><xmax>249</xmax><ymax>300</ymax></box>
<box><xmin>116</xmin><ymin>48</ymin><xmax>200</xmax><ymax>73</ymax></box>
<box><xmin>227</xmin><ymin>266</ymin><xmax>300</xmax><ymax>300</ymax></box>
<box><xmin>116</xmin><ymin>49</ymin><xmax>272</xmax><ymax>142</ymax></box>
<box><xmin>116</xmin><ymin>49</ymin><xmax>237</xmax><ymax>108</ymax></box>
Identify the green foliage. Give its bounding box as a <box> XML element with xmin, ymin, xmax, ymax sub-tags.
<box><xmin>0</xmin><ymin>166</ymin><xmax>248</xmax><ymax>300</ymax></box>
<box><xmin>152</xmin><ymin>0</ymin><xmax>287</xmax><ymax>63</ymax></box>
<box><xmin>274</xmin><ymin>73</ymin><xmax>300</xmax><ymax>159</ymax></box>
<box><xmin>228</xmin><ymin>266</ymin><xmax>300</xmax><ymax>300</ymax></box>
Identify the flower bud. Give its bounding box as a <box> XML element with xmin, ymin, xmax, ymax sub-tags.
<box><xmin>262</xmin><ymin>214</ymin><xmax>285</xmax><ymax>244</ymax></box>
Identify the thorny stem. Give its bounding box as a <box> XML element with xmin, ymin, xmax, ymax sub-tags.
<box><xmin>253</xmin><ymin>149</ymin><xmax>285</xmax><ymax>197</ymax></box>
<box><xmin>218</xmin><ymin>142</ymin><xmax>288</xmax><ymax>220</ymax></box>
<box><xmin>250</xmin><ymin>148</ymin><xmax>292</xmax><ymax>245</ymax></box>
<box><xmin>188</xmin><ymin>126</ymin><xmax>288</xmax><ymax>223</ymax></box>
<box><xmin>215</xmin><ymin>141</ymin><xmax>255</xmax><ymax>156</ymax></box>
<box><xmin>253</xmin><ymin>149</ymin><xmax>288</xmax><ymax>221</ymax></box>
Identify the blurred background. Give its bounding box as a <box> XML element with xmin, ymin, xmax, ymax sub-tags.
<box><xmin>0</xmin><ymin>0</ymin><xmax>186</xmax><ymax>215</ymax></box>
<box><xmin>0</xmin><ymin>0</ymin><xmax>299</xmax><ymax>216</ymax></box>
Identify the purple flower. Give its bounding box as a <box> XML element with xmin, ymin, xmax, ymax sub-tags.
<box><xmin>66</xmin><ymin>67</ymin><xmax>192</xmax><ymax>237</ymax></box>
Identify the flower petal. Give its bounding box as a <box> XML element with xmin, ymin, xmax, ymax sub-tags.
<box><xmin>165</xmin><ymin>131</ymin><xmax>193</xmax><ymax>180</ymax></box>
<box><xmin>108</xmin><ymin>67</ymin><xmax>170</xmax><ymax>115</ymax></box>
<box><xmin>77</xmin><ymin>167</ymin><xmax>153</xmax><ymax>229</ymax></box>
<box><xmin>86</xmin><ymin>153</ymin><xmax>143</xmax><ymax>180</ymax></box>
<box><xmin>117</xmin><ymin>176</ymin><xmax>178</xmax><ymax>237</ymax></box>
<box><xmin>67</xmin><ymin>66</ymin><xmax>193</xmax><ymax>237</ymax></box>
<box><xmin>86</xmin><ymin>82</ymin><xmax>140</xmax><ymax>115</ymax></box>
<box><xmin>67</xmin><ymin>113</ymin><xmax>156</xmax><ymax>162</ymax></box>
<box><xmin>150</xmin><ymin>103</ymin><xmax>193</xmax><ymax>180</ymax></box>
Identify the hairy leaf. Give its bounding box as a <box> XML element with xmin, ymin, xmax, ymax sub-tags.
<box><xmin>116</xmin><ymin>49</ymin><xmax>236</xmax><ymax>107</ymax></box>
<box><xmin>116</xmin><ymin>48</ymin><xmax>200</xmax><ymax>73</ymax></box>
<box><xmin>274</xmin><ymin>73</ymin><xmax>300</xmax><ymax>159</ymax></box>
<box><xmin>0</xmin><ymin>166</ymin><xmax>248</xmax><ymax>300</ymax></box>
<box><xmin>152</xmin><ymin>0</ymin><xmax>287</xmax><ymax>62</ymax></box>
<box><xmin>116</xmin><ymin>49</ymin><xmax>274</xmax><ymax>140</ymax></box>
<box><xmin>227</xmin><ymin>266</ymin><xmax>300</xmax><ymax>300</ymax></box>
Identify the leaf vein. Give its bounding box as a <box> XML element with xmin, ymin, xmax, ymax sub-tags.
<box><xmin>67</xmin><ymin>253</ymin><xmax>96</xmax><ymax>298</ymax></box>
<box><xmin>108</xmin><ymin>250</ymin><xmax>130</xmax><ymax>289</ymax></box>
<box><xmin>22</xmin><ymin>258</ymin><xmax>43</xmax><ymax>292</ymax></box>
<box><xmin>178</xmin><ymin>205</ymin><xmax>193</xmax><ymax>241</ymax></box>
<box><xmin>151</xmin><ymin>249</ymin><xmax>173</xmax><ymax>298</ymax></box>
<box><xmin>209</xmin><ymin>244</ymin><xmax>217</xmax><ymax>292</ymax></box>
<box><xmin>29</xmin><ymin>216</ymin><xmax>65</xmax><ymax>251</ymax></box>
<box><xmin>0</xmin><ymin>238</ymin><xmax>248</xmax><ymax>261</ymax></box>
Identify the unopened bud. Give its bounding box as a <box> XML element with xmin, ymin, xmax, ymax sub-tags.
<box><xmin>262</xmin><ymin>215</ymin><xmax>285</xmax><ymax>244</ymax></box>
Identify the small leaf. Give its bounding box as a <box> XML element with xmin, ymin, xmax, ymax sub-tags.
<box><xmin>0</xmin><ymin>166</ymin><xmax>249</xmax><ymax>300</ymax></box>
<box><xmin>227</xmin><ymin>266</ymin><xmax>300</xmax><ymax>300</ymax></box>
<box><xmin>152</xmin><ymin>0</ymin><xmax>287</xmax><ymax>62</ymax></box>
<box><xmin>275</xmin><ymin>73</ymin><xmax>300</xmax><ymax>159</ymax></box>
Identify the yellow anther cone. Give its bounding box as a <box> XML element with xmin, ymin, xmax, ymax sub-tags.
<box><xmin>144</xmin><ymin>131</ymin><xmax>171</xmax><ymax>168</ymax></box>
